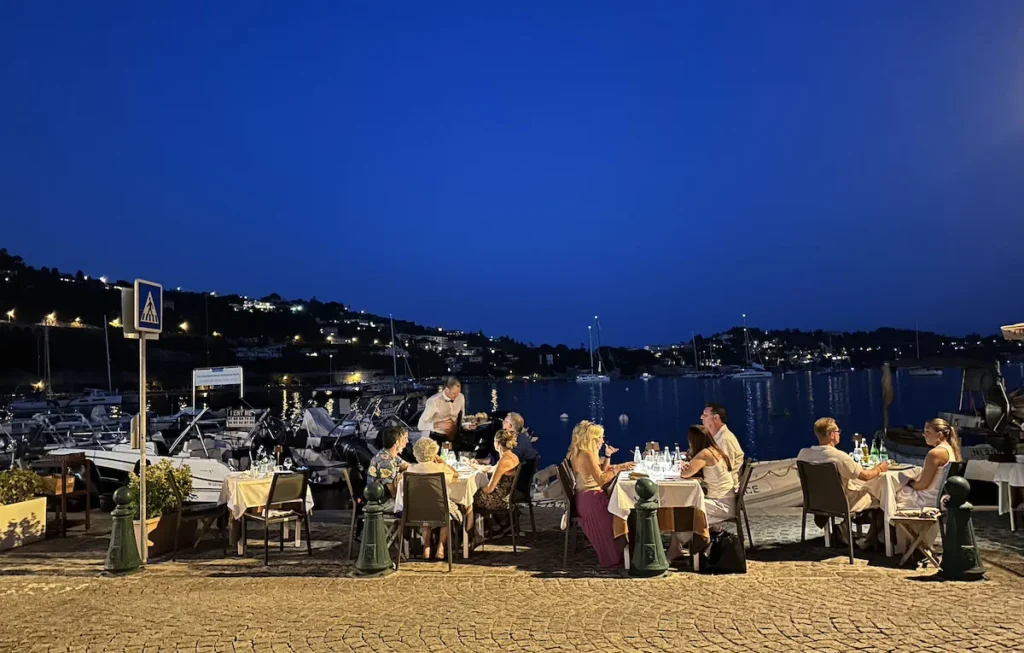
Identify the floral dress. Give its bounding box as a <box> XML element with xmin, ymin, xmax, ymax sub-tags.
<box><xmin>474</xmin><ymin>464</ymin><xmax>519</xmax><ymax>512</ymax></box>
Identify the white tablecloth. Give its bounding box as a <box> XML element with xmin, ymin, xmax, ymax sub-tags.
<box><xmin>859</xmin><ymin>465</ymin><xmax>920</xmax><ymax>556</ymax></box>
<box><xmin>994</xmin><ymin>455</ymin><xmax>1024</xmax><ymax>515</ymax></box>
<box><xmin>394</xmin><ymin>467</ymin><xmax>489</xmax><ymax>513</ymax></box>
<box><xmin>218</xmin><ymin>471</ymin><xmax>316</xmax><ymax>520</ymax></box>
<box><xmin>608</xmin><ymin>472</ymin><xmax>705</xmax><ymax>521</ymax></box>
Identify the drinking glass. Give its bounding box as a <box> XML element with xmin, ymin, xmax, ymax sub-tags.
<box><xmin>283</xmin><ymin>457</ymin><xmax>294</xmax><ymax>472</ymax></box>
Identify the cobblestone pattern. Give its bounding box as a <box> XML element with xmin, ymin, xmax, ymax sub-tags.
<box><xmin>1</xmin><ymin>508</ymin><xmax>1023</xmax><ymax>651</ymax></box>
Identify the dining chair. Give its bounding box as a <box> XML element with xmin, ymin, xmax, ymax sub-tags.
<box><xmin>241</xmin><ymin>471</ymin><xmax>313</xmax><ymax>565</ymax></box>
<box><xmin>168</xmin><ymin>469</ymin><xmax>226</xmax><ymax>561</ymax></box>
<box><xmin>556</xmin><ymin>459</ymin><xmax>581</xmax><ymax>568</ymax></box>
<box><xmin>474</xmin><ymin>464</ymin><xmax>523</xmax><ymax>553</ymax></box>
<box><xmin>395</xmin><ymin>472</ymin><xmax>454</xmax><ymax>572</ymax></box>
<box><xmin>890</xmin><ymin>459</ymin><xmax>968</xmax><ymax>567</ymax></box>
<box><xmin>796</xmin><ymin>460</ymin><xmax>864</xmax><ymax>564</ymax></box>
<box><xmin>342</xmin><ymin>466</ymin><xmax>401</xmax><ymax>560</ymax></box>
<box><xmin>511</xmin><ymin>456</ymin><xmax>538</xmax><ymax>535</ymax></box>
<box><xmin>726</xmin><ymin>459</ymin><xmax>755</xmax><ymax>550</ymax></box>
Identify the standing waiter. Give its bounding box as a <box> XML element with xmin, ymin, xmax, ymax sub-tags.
<box><xmin>417</xmin><ymin>376</ymin><xmax>476</xmax><ymax>443</ymax></box>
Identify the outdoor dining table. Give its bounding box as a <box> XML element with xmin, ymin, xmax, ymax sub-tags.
<box><xmin>993</xmin><ymin>456</ymin><xmax>1024</xmax><ymax>531</ymax></box>
<box><xmin>857</xmin><ymin>464</ymin><xmax>921</xmax><ymax>557</ymax></box>
<box><xmin>218</xmin><ymin>471</ymin><xmax>316</xmax><ymax>554</ymax></box>
<box><xmin>394</xmin><ymin>463</ymin><xmax>489</xmax><ymax>558</ymax></box>
<box><xmin>608</xmin><ymin>471</ymin><xmax>709</xmax><ymax>570</ymax></box>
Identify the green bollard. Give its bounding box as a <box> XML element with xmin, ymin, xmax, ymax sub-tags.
<box><xmin>629</xmin><ymin>477</ymin><xmax>669</xmax><ymax>578</ymax></box>
<box><xmin>352</xmin><ymin>481</ymin><xmax>395</xmax><ymax>577</ymax></box>
<box><xmin>938</xmin><ymin>476</ymin><xmax>986</xmax><ymax>581</ymax></box>
<box><xmin>104</xmin><ymin>486</ymin><xmax>143</xmax><ymax>575</ymax></box>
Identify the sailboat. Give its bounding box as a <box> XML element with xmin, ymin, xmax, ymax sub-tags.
<box><xmin>730</xmin><ymin>314</ymin><xmax>773</xmax><ymax>379</ymax></box>
<box><xmin>908</xmin><ymin>323</ymin><xmax>943</xmax><ymax>377</ymax></box>
<box><xmin>576</xmin><ymin>321</ymin><xmax>610</xmax><ymax>383</ymax></box>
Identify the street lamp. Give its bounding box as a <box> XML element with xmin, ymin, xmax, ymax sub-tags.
<box><xmin>5</xmin><ymin>308</ymin><xmax>13</xmax><ymax>322</ymax></box>
<box><xmin>180</xmin><ymin>321</ymin><xmax>190</xmax><ymax>333</ymax></box>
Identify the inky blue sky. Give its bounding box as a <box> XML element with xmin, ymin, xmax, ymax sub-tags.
<box><xmin>2</xmin><ymin>2</ymin><xmax>1023</xmax><ymax>346</ymax></box>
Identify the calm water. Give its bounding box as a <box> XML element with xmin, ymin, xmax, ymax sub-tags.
<box><xmin>167</xmin><ymin>364</ymin><xmax>1024</xmax><ymax>467</ymax></box>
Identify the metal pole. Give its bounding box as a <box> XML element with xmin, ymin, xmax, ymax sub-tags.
<box><xmin>692</xmin><ymin>331</ymin><xmax>699</xmax><ymax>370</ymax></box>
<box><xmin>742</xmin><ymin>313</ymin><xmax>749</xmax><ymax>366</ymax></box>
<box><xmin>44</xmin><ymin>326</ymin><xmax>52</xmax><ymax>395</ymax></box>
<box><xmin>205</xmin><ymin>296</ymin><xmax>210</xmax><ymax>367</ymax></box>
<box><xmin>104</xmin><ymin>314</ymin><xmax>113</xmax><ymax>393</ymax></box>
<box><xmin>138</xmin><ymin>335</ymin><xmax>148</xmax><ymax>563</ymax></box>
<box><xmin>390</xmin><ymin>314</ymin><xmax>398</xmax><ymax>393</ymax></box>
<box><xmin>588</xmin><ymin>326</ymin><xmax>594</xmax><ymax>371</ymax></box>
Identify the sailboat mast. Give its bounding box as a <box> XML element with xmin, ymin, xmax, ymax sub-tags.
<box><xmin>692</xmin><ymin>331</ymin><xmax>699</xmax><ymax>369</ymax></box>
<box><xmin>594</xmin><ymin>316</ymin><xmax>604</xmax><ymax>373</ymax></box>
<box><xmin>742</xmin><ymin>313</ymin><xmax>750</xmax><ymax>366</ymax></box>
<box><xmin>104</xmin><ymin>314</ymin><xmax>113</xmax><ymax>393</ymax></box>
<box><xmin>588</xmin><ymin>325</ymin><xmax>594</xmax><ymax>372</ymax></box>
<box><xmin>915</xmin><ymin>322</ymin><xmax>920</xmax><ymax>360</ymax></box>
<box><xmin>390</xmin><ymin>314</ymin><xmax>398</xmax><ymax>395</ymax></box>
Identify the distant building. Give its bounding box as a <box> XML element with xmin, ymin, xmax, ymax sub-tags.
<box><xmin>319</xmin><ymin>326</ymin><xmax>338</xmax><ymax>336</ymax></box>
<box><xmin>233</xmin><ymin>344</ymin><xmax>286</xmax><ymax>360</ymax></box>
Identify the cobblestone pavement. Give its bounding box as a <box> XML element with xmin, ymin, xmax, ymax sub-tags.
<box><xmin>1</xmin><ymin>506</ymin><xmax>1024</xmax><ymax>652</ymax></box>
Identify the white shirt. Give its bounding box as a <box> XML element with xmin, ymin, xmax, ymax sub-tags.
<box><xmin>713</xmin><ymin>425</ymin><xmax>744</xmax><ymax>485</ymax></box>
<box><xmin>417</xmin><ymin>390</ymin><xmax>466</xmax><ymax>433</ymax></box>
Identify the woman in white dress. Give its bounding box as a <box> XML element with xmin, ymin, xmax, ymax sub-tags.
<box><xmin>896</xmin><ymin>418</ymin><xmax>962</xmax><ymax>511</ymax></box>
<box><xmin>668</xmin><ymin>425</ymin><xmax>736</xmax><ymax>560</ymax></box>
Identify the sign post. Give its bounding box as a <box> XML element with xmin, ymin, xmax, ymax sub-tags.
<box><xmin>191</xmin><ymin>366</ymin><xmax>245</xmax><ymax>409</ymax></box>
<box><xmin>132</xmin><ymin>279</ymin><xmax>162</xmax><ymax>563</ymax></box>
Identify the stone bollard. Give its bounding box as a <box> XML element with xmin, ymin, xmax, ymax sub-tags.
<box><xmin>352</xmin><ymin>481</ymin><xmax>395</xmax><ymax>577</ymax></box>
<box><xmin>629</xmin><ymin>477</ymin><xmax>669</xmax><ymax>578</ymax></box>
<box><xmin>104</xmin><ymin>487</ymin><xmax>143</xmax><ymax>575</ymax></box>
<box><xmin>938</xmin><ymin>476</ymin><xmax>986</xmax><ymax>581</ymax></box>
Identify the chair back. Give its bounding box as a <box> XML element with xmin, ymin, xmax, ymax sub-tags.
<box><xmin>167</xmin><ymin>466</ymin><xmax>186</xmax><ymax>514</ymax></box>
<box><xmin>736</xmin><ymin>459</ymin><xmax>755</xmax><ymax>507</ymax></box>
<box><xmin>644</xmin><ymin>442</ymin><xmax>660</xmax><ymax>452</ymax></box>
<box><xmin>264</xmin><ymin>472</ymin><xmax>308</xmax><ymax>514</ymax></box>
<box><xmin>796</xmin><ymin>460</ymin><xmax>850</xmax><ymax>516</ymax></box>
<box><xmin>556</xmin><ymin>459</ymin><xmax>577</xmax><ymax>519</ymax></box>
<box><xmin>937</xmin><ymin>460</ymin><xmax>969</xmax><ymax>510</ymax></box>
<box><xmin>340</xmin><ymin>467</ymin><xmax>358</xmax><ymax>510</ymax></box>
<box><xmin>402</xmin><ymin>472</ymin><xmax>450</xmax><ymax>526</ymax></box>
<box><xmin>512</xmin><ymin>456</ymin><xmax>538</xmax><ymax>503</ymax></box>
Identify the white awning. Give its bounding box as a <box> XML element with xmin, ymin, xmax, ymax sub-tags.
<box><xmin>1000</xmin><ymin>323</ymin><xmax>1024</xmax><ymax>341</ymax></box>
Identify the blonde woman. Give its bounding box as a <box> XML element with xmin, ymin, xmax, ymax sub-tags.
<box><xmin>474</xmin><ymin>429</ymin><xmax>521</xmax><ymax>511</ymax></box>
<box><xmin>567</xmin><ymin>420</ymin><xmax>634</xmax><ymax>567</ymax></box>
<box><xmin>896</xmin><ymin>418</ymin><xmax>962</xmax><ymax>510</ymax></box>
<box><xmin>407</xmin><ymin>437</ymin><xmax>461</xmax><ymax>560</ymax></box>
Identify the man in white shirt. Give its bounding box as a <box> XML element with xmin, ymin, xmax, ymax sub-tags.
<box><xmin>417</xmin><ymin>376</ymin><xmax>467</xmax><ymax>440</ymax></box>
<box><xmin>701</xmin><ymin>403</ymin><xmax>744</xmax><ymax>486</ymax></box>
<box><xmin>797</xmin><ymin>417</ymin><xmax>889</xmax><ymax>513</ymax></box>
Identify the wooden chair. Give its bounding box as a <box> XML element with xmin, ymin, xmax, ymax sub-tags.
<box><xmin>796</xmin><ymin>460</ymin><xmax>865</xmax><ymax>564</ymax></box>
<box><xmin>395</xmin><ymin>472</ymin><xmax>454</xmax><ymax>572</ymax></box>
<box><xmin>510</xmin><ymin>457</ymin><xmax>538</xmax><ymax>535</ymax></box>
<box><xmin>168</xmin><ymin>470</ymin><xmax>226</xmax><ymax>561</ymax></box>
<box><xmin>726</xmin><ymin>459</ymin><xmax>755</xmax><ymax>550</ymax></box>
<box><xmin>32</xmin><ymin>453</ymin><xmax>93</xmax><ymax>536</ymax></box>
<box><xmin>556</xmin><ymin>459</ymin><xmax>582</xmax><ymax>568</ymax></box>
<box><xmin>474</xmin><ymin>465</ymin><xmax>523</xmax><ymax>553</ymax></box>
<box><xmin>890</xmin><ymin>460</ymin><xmax>968</xmax><ymax>567</ymax></box>
<box><xmin>241</xmin><ymin>471</ymin><xmax>313</xmax><ymax>565</ymax></box>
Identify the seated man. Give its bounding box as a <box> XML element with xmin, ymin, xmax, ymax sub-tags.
<box><xmin>798</xmin><ymin>417</ymin><xmax>889</xmax><ymax>513</ymax></box>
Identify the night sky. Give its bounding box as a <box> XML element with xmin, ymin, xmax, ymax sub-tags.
<box><xmin>2</xmin><ymin>2</ymin><xmax>1023</xmax><ymax>346</ymax></box>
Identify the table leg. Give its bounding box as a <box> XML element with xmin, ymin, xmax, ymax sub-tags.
<box><xmin>692</xmin><ymin>554</ymin><xmax>700</xmax><ymax>572</ymax></box>
<box><xmin>60</xmin><ymin>466</ymin><xmax>68</xmax><ymax>537</ymax></box>
<box><xmin>293</xmin><ymin>520</ymin><xmax>301</xmax><ymax>547</ymax></box>
<box><xmin>623</xmin><ymin>547</ymin><xmax>630</xmax><ymax>569</ymax></box>
<box><xmin>228</xmin><ymin>516</ymin><xmax>243</xmax><ymax>555</ymax></box>
<box><xmin>884</xmin><ymin>515</ymin><xmax>894</xmax><ymax>557</ymax></box>
<box><xmin>463</xmin><ymin>508</ymin><xmax>472</xmax><ymax>559</ymax></box>
<box><xmin>1009</xmin><ymin>484</ymin><xmax>1017</xmax><ymax>532</ymax></box>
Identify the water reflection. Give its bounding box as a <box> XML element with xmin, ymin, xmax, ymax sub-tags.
<box><xmin>588</xmin><ymin>383</ymin><xmax>605</xmax><ymax>425</ymax></box>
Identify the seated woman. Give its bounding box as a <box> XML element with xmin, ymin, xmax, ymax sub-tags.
<box><xmin>407</xmin><ymin>436</ymin><xmax>462</xmax><ymax>560</ymax></box>
<box><xmin>567</xmin><ymin>420</ymin><xmax>634</xmax><ymax>568</ymax></box>
<box><xmin>896</xmin><ymin>418</ymin><xmax>961</xmax><ymax>510</ymax></box>
<box><xmin>472</xmin><ymin>429</ymin><xmax>521</xmax><ymax>539</ymax></box>
<box><xmin>366</xmin><ymin>425</ymin><xmax>410</xmax><ymax>513</ymax></box>
<box><xmin>669</xmin><ymin>425</ymin><xmax>736</xmax><ymax>560</ymax></box>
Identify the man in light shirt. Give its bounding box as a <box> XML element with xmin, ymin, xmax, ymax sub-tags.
<box><xmin>797</xmin><ymin>417</ymin><xmax>889</xmax><ymax>513</ymax></box>
<box><xmin>701</xmin><ymin>403</ymin><xmax>744</xmax><ymax>485</ymax></box>
<box><xmin>417</xmin><ymin>376</ymin><xmax>468</xmax><ymax>440</ymax></box>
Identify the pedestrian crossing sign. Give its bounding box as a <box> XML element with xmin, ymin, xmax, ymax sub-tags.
<box><xmin>134</xmin><ymin>279</ymin><xmax>163</xmax><ymax>333</ymax></box>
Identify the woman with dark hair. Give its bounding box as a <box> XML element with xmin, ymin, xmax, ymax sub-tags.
<box><xmin>668</xmin><ymin>425</ymin><xmax>736</xmax><ymax>560</ymax></box>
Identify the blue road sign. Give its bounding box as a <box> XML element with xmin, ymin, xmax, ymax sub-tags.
<box><xmin>134</xmin><ymin>279</ymin><xmax>163</xmax><ymax>333</ymax></box>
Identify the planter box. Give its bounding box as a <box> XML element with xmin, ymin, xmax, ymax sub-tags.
<box><xmin>0</xmin><ymin>497</ymin><xmax>47</xmax><ymax>551</ymax></box>
<box><xmin>133</xmin><ymin>514</ymin><xmax>198</xmax><ymax>559</ymax></box>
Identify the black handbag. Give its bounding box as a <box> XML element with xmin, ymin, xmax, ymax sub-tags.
<box><xmin>699</xmin><ymin>526</ymin><xmax>747</xmax><ymax>574</ymax></box>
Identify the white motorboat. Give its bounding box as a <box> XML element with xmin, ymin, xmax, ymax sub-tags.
<box><xmin>907</xmin><ymin>368</ymin><xmax>943</xmax><ymax>377</ymax></box>
<box><xmin>731</xmin><ymin>368</ymin><xmax>774</xmax><ymax>380</ymax></box>
<box><xmin>575</xmin><ymin>373</ymin><xmax>610</xmax><ymax>383</ymax></box>
<box><xmin>11</xmin><ymin>389</ymin><xmax>125</xmax><ymax>414</ymax></box>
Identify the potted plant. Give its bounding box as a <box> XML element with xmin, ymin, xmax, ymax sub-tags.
<box><xmin>127</xmin><ymin>460</ymin><xmax>196</xmax><ymax>558</ymax></box>
<box><xmin>0</xmin><ymin>468</ymin><xmax>46</xmax><ymax>551</ymax></box>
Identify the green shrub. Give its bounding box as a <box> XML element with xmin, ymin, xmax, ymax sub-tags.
<box><xmin>0</xmin><ymin>469</ymin><xmax>44</xmax><ymax>505</ymax></box>
<box><xmin>127</xmin><ymin>460</ymin><xmax>194</xmax><ymax>519</ymax></box>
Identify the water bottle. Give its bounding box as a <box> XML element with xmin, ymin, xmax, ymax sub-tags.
<box><xmin>879</xmin><ymin>438</ymin><xmax>888</xmax><ymax>462</ymax></box>
<box><xmin>870</xmin><ymin>438</ymin><xmax>879</xmax><ymax>465</ymax></box>
<box><xmin>633</xmin><ymin>447</ymin><xmax>642</xmax><ymax>465</ymax></box>
<box><xmin>673</xmin><ymin>443</ymin><xmax>681</xmax><ymax>462</ymax></box>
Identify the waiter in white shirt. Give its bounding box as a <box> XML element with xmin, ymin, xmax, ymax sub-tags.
<box><xmin>701</xmin><ymin>403</ymin><xmax>745</xmax><ymax>486</ymax></box>
<box><xmin>417</xmin><ymin>376</ymin><xmax>474</xmax><ymax>441</ymax></box>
